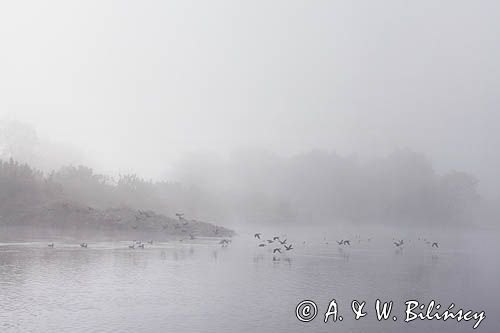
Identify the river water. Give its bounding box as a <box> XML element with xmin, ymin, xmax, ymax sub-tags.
<box><xmin>0</xmin><ymin>229</ymin><xmax>498</xmax><ymax>332</ymax></box>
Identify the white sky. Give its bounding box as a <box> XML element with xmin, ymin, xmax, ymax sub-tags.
<box><xmin>0</xmin><ymin>0</ymin><xmax>499</xmax><ymax>196</ymax></box>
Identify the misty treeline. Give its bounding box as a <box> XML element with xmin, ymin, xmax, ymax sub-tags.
<box><xmin>0</xmin><ymin>158</ymin><xmax>194</xmax><ymax>218</ymax></box>
<box><xmin>0</xmin><ymin>148</ymin><xmax>481</xmax><ymax>227</ymax></box>
<box><xmin>0</xmin><ymin>120</ymin><xmax>483</xmax><ymax>226</ymax></box>
<box><xmin>172</xmin><ymin>150</ymin><xmax>481</xmax><ymax>225</ymax></box>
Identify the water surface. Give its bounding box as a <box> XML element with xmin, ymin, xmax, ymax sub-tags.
<box><xmin>0</xmin><ymin>230</ymin><xmax>497</xmax><ymax>332</ymax></box>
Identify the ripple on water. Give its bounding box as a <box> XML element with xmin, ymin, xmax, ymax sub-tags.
<box><xmin>0</xmin><ymin>238</ymin><xmax>497</xmax><ymax>332</ymax></box>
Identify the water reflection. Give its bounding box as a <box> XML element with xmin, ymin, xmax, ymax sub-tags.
<box><xmin>0</xmin><ymin>234</ymin><xmax>497</xmax><ymax>333</ymax></box>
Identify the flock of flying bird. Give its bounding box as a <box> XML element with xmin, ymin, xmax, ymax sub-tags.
<box><xmin>45</xmin><ymin>222</ymin><xmax>439</xmax><ymax>255</ymax></box>
<box><xmin>46</xmin><ymin>236</ymin><xmax>438</xmax><ymax>251</ymax></box>
<box><xmin>254</xmin><ymin>233</ymin><xmax>294</xmax><ymax>255</ymax></box>
<box><xmin>44</xmin><ymin>211</ymin><xmax>438</xmax><ymax>253</ymax></box>
<box><xmin>252</xmin><ymin>232</ymin><xmax>440</xmax><ymax>258</ymax></box>
<box><xmin>391</xmin><ymin>237</ymin><xmax>439</xmax><ymax>248</ymax></box>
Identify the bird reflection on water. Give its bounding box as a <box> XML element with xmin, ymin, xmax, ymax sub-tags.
<box><xmin>0</xmin><ymin>231</ymin><xmax>496</xmax><ymax>333</ymax></box>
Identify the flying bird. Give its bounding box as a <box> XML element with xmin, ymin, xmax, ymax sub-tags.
<box><xmin>279</xmin><ymin>239</ymin><xmax>287</xmax><ymax>245</ymax></box>
<box><xmin>273</xmin><ymin>236</ymin><xmax>280</xmax><ymax>241</ymax></box>
<box><xmin>343</xmin><ymin>240</ymin><xmax>350</xmax><ymax>246</ymax></box>
<box><xmin>273</xmin><ymin>248</ymin><xmax>282</xmax><ymax>254</ymax></box>
<box><xmin>432</xmin><ymin>242</ymin><xmax>439</xmax><ymax>248</ymax></box>
<box><xmin>254</xmin><ymin>233</ymin><xmax>261</xmax><ymax>239</ymax></box>
<box><xmin>284</xmin><ymin>244</ymin><xmax>293</xmax><ymax>251</ymax></box>
<box><xmin>267</xmin><ymin>239</ymin><xmax>274</xmax><ymax>243</ymax></box>
<box><xmin>219</xmin><ymin>239</ymin><xmax>231</xmax><ymax>247</ymax></box>
<box><xmin>48</xmin><ymin>243</ymin><xmax>54</xmax><ymax>248</ymax></box>
<box><xmin>337</xmin><ymin>240</ymin><xmax>343</xmax><ymax>245</ymax></box>
<box><xmin>394</xmin><ymin>239</ymin><xmax>405</xmax><ymax>247</ymax></box>
<box><xmin>258</xmin><ymin>243</ymin><xmax>266</xmax><ymax>247</ymax></box>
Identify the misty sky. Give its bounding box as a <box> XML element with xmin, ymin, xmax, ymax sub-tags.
<box><xmin>0</xmin><ymin>1</ymin><xmax>499</xmax><ymax>197</ymax></box>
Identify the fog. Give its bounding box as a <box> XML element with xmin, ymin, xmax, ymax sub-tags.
<box><xmin>2</xmin><ymin>3</ymin><xmax>500</xmax><ymax>332</ymax></box>
<box><xmin>1</xmin><ymin>0</ymin><xmax>499</xmax><ymax>225</ymax></box>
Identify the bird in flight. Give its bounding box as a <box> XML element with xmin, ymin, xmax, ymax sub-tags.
<box><xmin>273</xmin><ymin>248</ymin><xmax>282</xmax><ymax>254</ymax></box>
<box><xmin>337</xmin><ymin>240</ymin><xmax>343</xmax><ymax>245</ymax></box>
<box><xmin>284</xmin><ymin>244</ymin><xmax>293</xmax><ymax>251</ymax></box>
<box><xmin>394</xmin><ymin>240</ymin><xmax>404</xmax><ymax>247</ymax></box>
<box><xmin>279</xmin><ymin>239</ymin><xmax>287</xmax><ymax>245</ymax></box>
<box><xmin>258</xmin><ymin>243</ymin><xmax>266</xmax><ymax>247</ymax></box>
<box><xmin>432</xmin><ymin>242</ymin><xmax>439</xmax><ymax>248</ymax></box>
<box><xmin>254</xmin><ymin>233</ymin><xmax>261</xmax><ymax>239</ymax></box>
